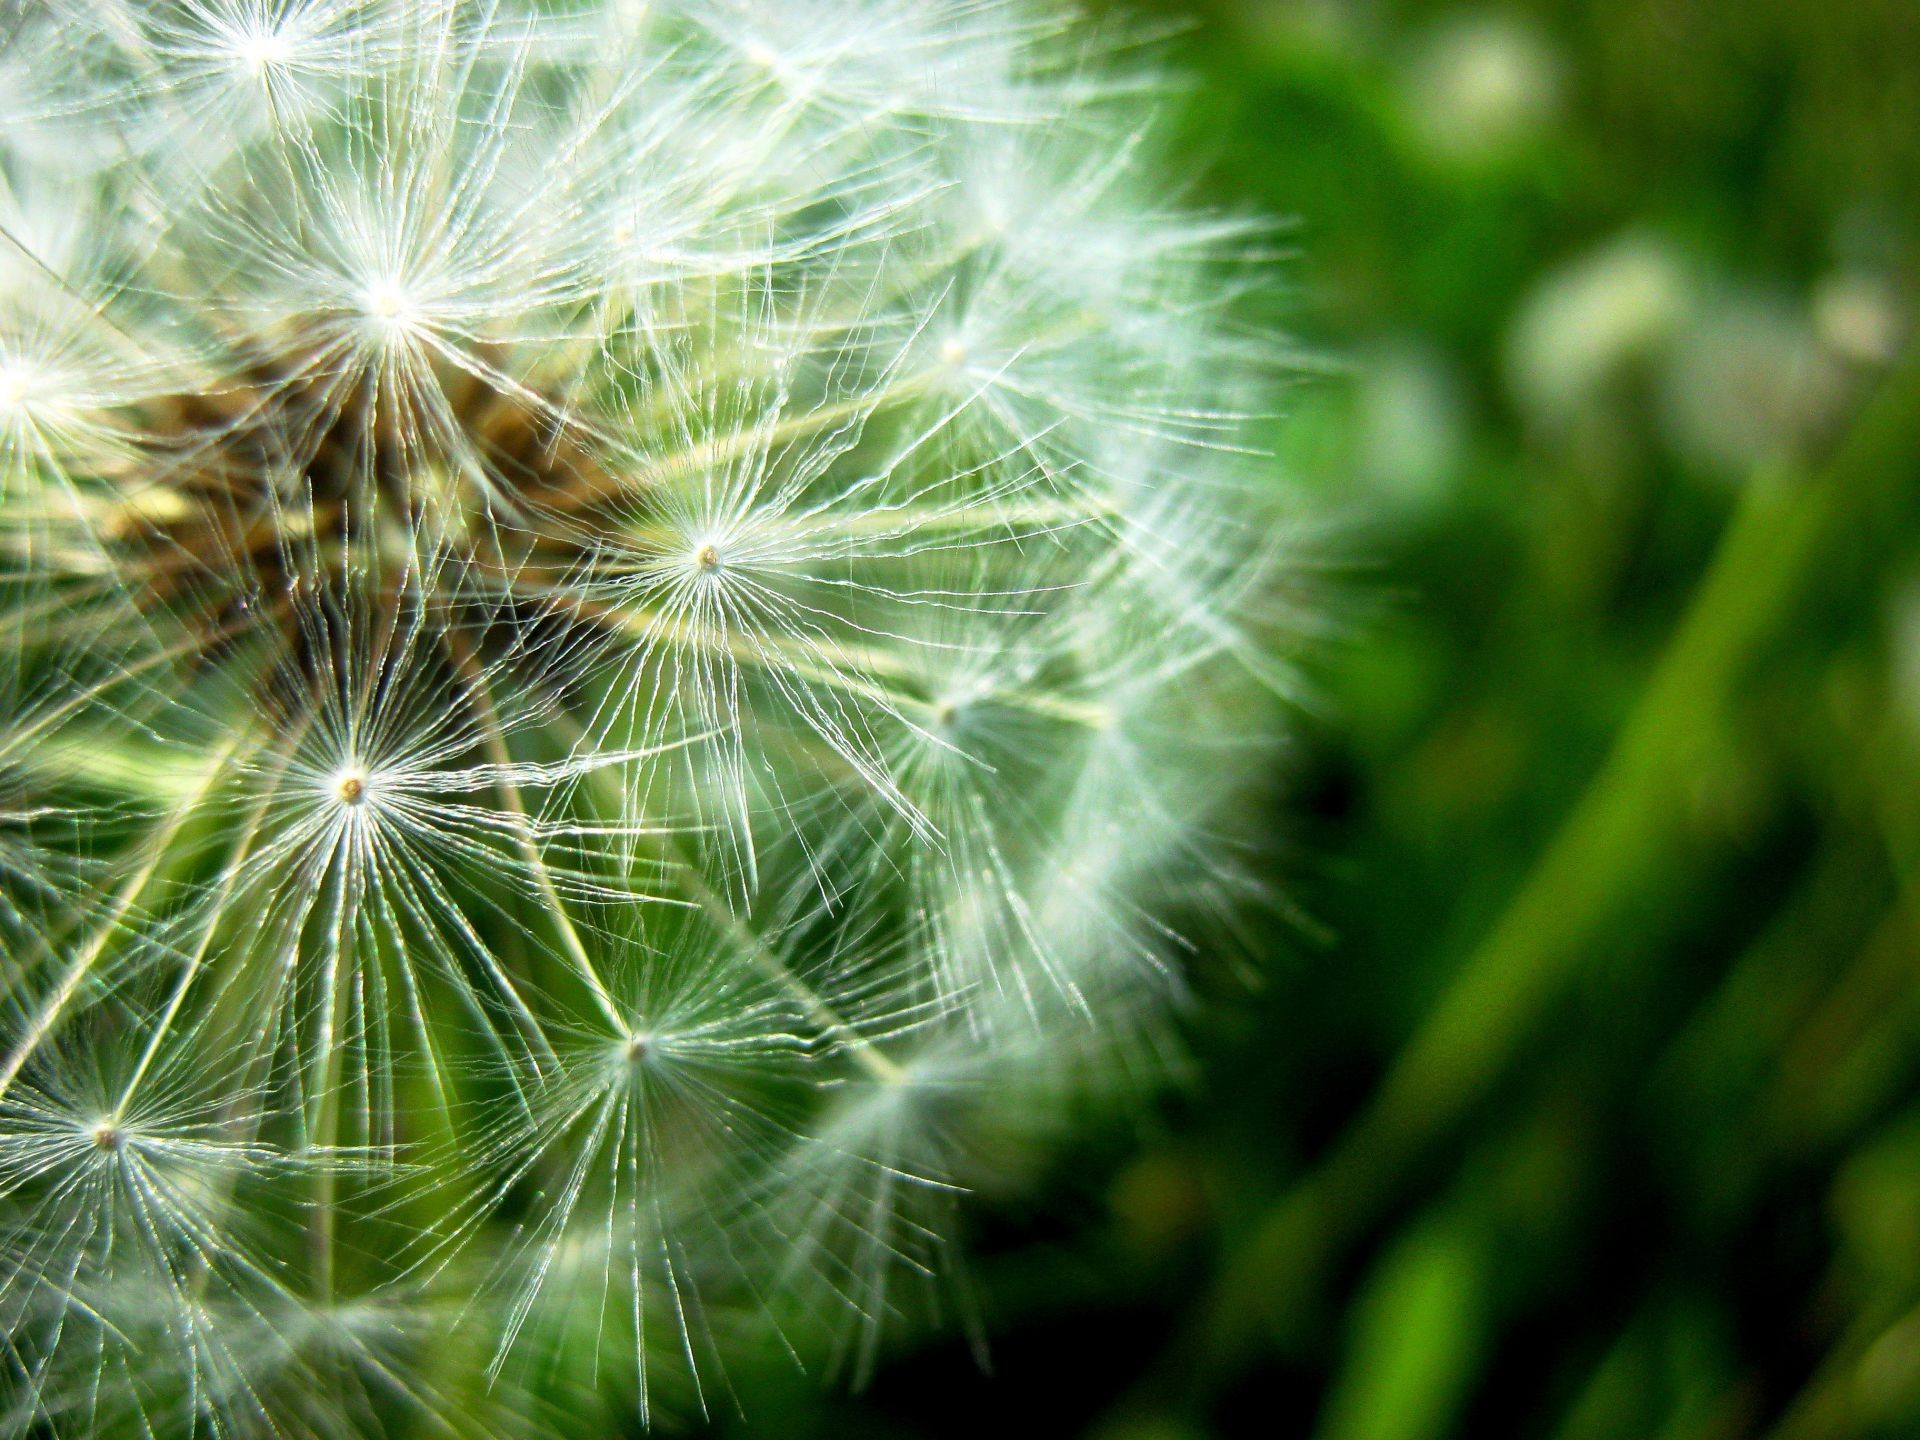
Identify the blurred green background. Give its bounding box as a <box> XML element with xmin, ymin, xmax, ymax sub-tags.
<box><xmin>707</xmin><ymin>1</ymin><xmax>1920</xmax><ymax>1435</ymax></box>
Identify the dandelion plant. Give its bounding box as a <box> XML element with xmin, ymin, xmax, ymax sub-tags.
<box><xmin>0</xmin><ymin>1</ymin><xmax>1300</xmax><ymax>1432</ymax></box>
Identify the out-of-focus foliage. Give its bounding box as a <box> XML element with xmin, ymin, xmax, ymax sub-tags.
<box><xmin>697</xmin><ymin>0</ymin><xmax>1920</xmax><ymax>1436</ymax></box>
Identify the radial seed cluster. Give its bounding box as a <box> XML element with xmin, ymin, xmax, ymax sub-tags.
<box><xmin>0</xmin><ymin>1</ymin><xmax>1297</xmax><ymax>1432</ymax></box>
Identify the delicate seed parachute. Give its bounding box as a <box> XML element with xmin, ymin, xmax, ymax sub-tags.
<box><xmin>0</xmin><ymin>0</ymin><xmax>1305</xmax><ymax>1432</ymax></box>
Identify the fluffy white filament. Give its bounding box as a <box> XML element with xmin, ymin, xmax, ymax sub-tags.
<box><xmin>0</xmin><ymin>1</ymin><xmax>1299</xmax><ymax>1431</ymax></box>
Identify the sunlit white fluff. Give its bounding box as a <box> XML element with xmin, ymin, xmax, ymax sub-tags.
<box><xmin>0</xmin><ymin>0</ymin><xmax>1302</xmax><ymax>1432</ymax></box>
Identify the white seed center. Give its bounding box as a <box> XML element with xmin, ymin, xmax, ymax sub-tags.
<box><xmin>361</xmin><ymin>280</ymin><xmax>419</xmax><ymax>330</ymax></box>
<box><xmin>0</xmin><ymin>365</ymin><xmax>32</xmax><ymax>414</ymax></box>
<box><xmin>233</xmin><ymin>28</ymin><xmax>296</xmax><ymax>76</ymax></box>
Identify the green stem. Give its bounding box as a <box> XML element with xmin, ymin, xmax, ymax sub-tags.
<box><xmin>1180</xmin><ymin>347</ymin><xmax>1920</xmax><ymax>1390</ymax></box>
<box><xmin>0</xmin><ymin>737</ymin><xmax>242</xmax><ymax>1104</ymax></box>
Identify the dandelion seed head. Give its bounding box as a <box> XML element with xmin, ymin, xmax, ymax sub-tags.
<box><xmin>0</xmin><ymin>0</ymin><xmax>1306</xmax><ymax>1424</ymax></box>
